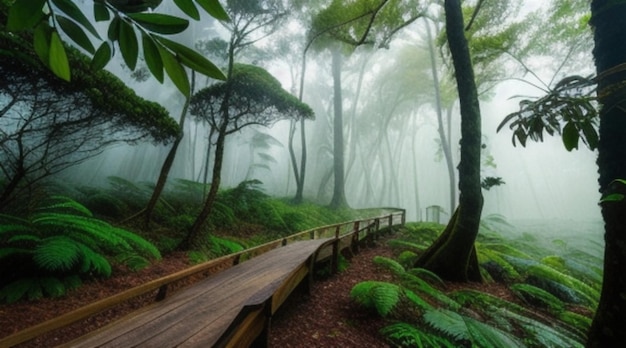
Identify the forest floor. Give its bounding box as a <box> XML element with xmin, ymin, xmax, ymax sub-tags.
<box><xmin>0</xmin><ymin>233</ymin><xmax>516</xmax><ymax>348</ymax></box>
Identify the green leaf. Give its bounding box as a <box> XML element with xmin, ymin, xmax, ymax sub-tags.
<box><xmin>51</xmin><ymin>0</ymin><xmax>101</xmax><ymax>39</ymax></box>
<box><xmin>195</xmin><ymin>0</ymin><xmax>230</xmax><ymax>21</ymax></box>
<box><xmin>127</xmin><ymin>13</ymin><xmax>189</xmax><ymax>35</ymax></box>
<box><xmin>108</xmin><ymin>16</ymin><xmax>121</xmax><ymax>41</ymax></box>
<box><xmin>599</xmin><ymin>193</ymin><xmax>624</xmax><ymax>203</ymax></box>
<box><xmin>6</xmin><ymin>0</ymin><xmax>47</xmax><ymax>31</ymax></box>
<box><xmin>142</xmin><ymin>34</ymin><xmax>164</xmax><ymax>82</ymax></box>
<box><xmin>49</xmin><ymin>31</ymin><xmax>71</xmax><ymax>81</ymax></box>
<box><xmin>158</xmin><ymin>46</ymin><xmax>190</xmax><ymax>96</ymax></box>
<box><xmin>91</xmin><ymin>42</ymin><xmax>112</xmax><ymax>70</ymax></box>
<box><xmin>94</xmin><ymin>1</ymin><xmax>110</xmax><ymax>21</ymax></box>
<box><xmin>580</xmin><ymin>121</ymin><xmax>599</xmax><ymax>150</ymax></box>
<box><xmin>157</xmin><ymin>36</ymin><xmax>225</xmax><ymax>80</ymax></box>
<box><xmin>33</xmin><ymin>23</ymin><xmax>52</xmax><ymax>66</ymax></box>
<box><xmin>56</xmin><ymin>15</ymin><xmax>96</xmax><ymax>54</ymax></box>
<box><xmin>562</xmin><ymin>122</ymin><xmax>579</xmax><ymax>151</ymax></box>
<box><xmin>175</xmin><ymin>0</ymin><xmax>201</xmax><ymax>20</ymax></box>
<box><xmin>119</xmin><ymin>19</ymin><xmax>139</xmax><ymax>70</ymax></box>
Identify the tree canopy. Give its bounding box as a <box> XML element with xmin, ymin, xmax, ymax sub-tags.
<box><xmin>190</xmin><ymin>63</ymin><xmax>315</xmax><ymax>131</ymax></box>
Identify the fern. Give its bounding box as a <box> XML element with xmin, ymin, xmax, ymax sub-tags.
<box><xmin>33</xmin><ymin>236</ymin><xmax>82</xmax><ymax>272</ymax></box>
<box><xmin>510</xmin><ymin>283</ymin><xmax>565</xmax><ymax>312</ymax></box>
<box><xmin>373</xmin><ymin>256</ymin><xmax>406</xmax><ymax>276</ymax></box>
<box><xmin>381</xmin><ymin>322</ymin><xmax>456</xmax><ymax>348</ymax></box>
<box><xmin>0</xmin><ymin>196</ymin><xmax>160</xmax><ymax>302</ymax></box>
<box><xmin>407</xmin><ymin>268</ymin><xmax>445</xmax><ymax>287</ymax></box>
<box><xmin>423</xmin><ymin>308</ymin><xmax>469</xmax><ymax>341</ymax></box>
<box><xmin>527</xmin><ymin>263</ymin><xmax>599</xmax><ymax>307</ymax></box>
<box><xmin>350</xmin><ymin>281</ymin><xmax>401</xmax><ymax>317</ymax></box>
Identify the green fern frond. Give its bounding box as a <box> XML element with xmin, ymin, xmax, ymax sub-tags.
<box><xmin>350</xmin><ymin>281</ymin><xmax>401</xmax><ymax>317</ymax></box>
<box><xmin>464</xmin><ymin>316</ymin><xmax>525</xmax><ymax>348</ymax></box>
<box><xmin>373</xmin><ymin>256</ymin><xmax>406</xmax><ymax>275</ymax></box>
<box><xmin>0</xmin><ymin>278</ymin><xmax>35</xmax><ymax>303</ymax></box>
<box><xmin>41</xmin><ymin>196</ymin><xmax>93</xmax><ymax>217</ymax></box>
<box><xmin>7</xmin><ymin>234</ymin><xmax>41</xmax><ymax>244</ymax></box>
<box><xmin>109</xmin><ymin>227</ymin><xmax>161</xmax><ymax>259</ymax></box>
<box><xmin>408</xmin><ymin>268</ymin><xmax>445</xmax><ymax>287</ymax></box>
<box><xmin>0</xmin><ymin>223</ymin><xmax>33</xmax><ymax>236</ymax></box>
<box><xmin>527</xmin><ymin>264</ymin><xmax>599</xmax><ymax>307</ymax></box>
<box><xmin>559</xmin><ymin>310</ymin><xmax>592</xmax><ymax>332</ymax></box>
<box><xmin>75</xmin><ymin>242</ymin><xmax>112</xmax><ymax>277</ymax></box>
<box><xmin>450</xmin><ymin>289</ymin><xmax>528</xmax><ymax>314</ymax></box>
<box><xmin>403</xmin><ymin>288</ymin><xmax>434</xmax><ymax>311</ymax></box>
<box><xmin>500</xmin><ymin>308</ymin><xmax>585</xmax><ymax>347</ymax></box>
<box><xmin>397</xmin><ymin>250</ymin><xmax>417</xmax><ymax>268</ymax></box>
<box><xmin>387</xmin><ymin>239</ymin><xmax>427</xmax><ymax>252</ymax></box>
<box><xmin>478</xmin><ymin>243</ymin><xmax>535</xmax><ymax>260</ymax></box>
<box><xmin>423</xmin><ymin>308</ymin><xmax>469</xmax><ymax>341</ymax></box>
<box><xmin>381</xmin><ymin>322</ymin><xmax>456</xmax><ymax>348</ymax></box>
<box><xmin>477</xmin><ymin>248</ymin><xmax>520</xmax><ymax>280</ymax></box>
<box><xmin>115</xmin><ymin>253</ymin><xmax>151</xmax><ymax>271</ymax></box>
<box><xmin>0</xmin><ymin>247</ymin><xmax>32</xmax><ymax>260</ymax></box>
<box><xmin>401</xmin><ymin>273</ymin><xmax>460</xmax><ymax>310</ymax></box>
<box><xmin>33</xmin><ymin>236</ymin><xmax>81</xmax><ymax>272</ymax></box>
<box><xmin>510</xmin><ymin>283</ymin><xmax>565</xmax><ymax>312</ymax></box>
<box><xmin>209</xmin><ymin>235</ymin><xmax>244</xmax><ymax>256</ymax></box>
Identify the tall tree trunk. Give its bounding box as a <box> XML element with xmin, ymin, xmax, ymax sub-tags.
<box><xmin>144</xmin><ymin>73</ymin><xmax>194</xmax><ymax>226</ymax></box>
<box><xmin>587</xmin><ymin>1</ymin><xmax>626</xmax><ymax>345</ymax></box>
<box><xmin>179</xmin><ymin>44</ymin><xmax>235</xmax><ymax>250</ymax></box>
<box><xmin>178</xmin><ymin>122</ymin><xmax>227</xmax><ymax>250</ymax></box>
<box><xmin>330</xmin><ymin>48</ymin><xmax>348</xmax><ymax>209</ymax></box>
<box><xmin>415</xmin><ymin>0</ymin><xmax>483</xmax><ymax>282</ymax></box>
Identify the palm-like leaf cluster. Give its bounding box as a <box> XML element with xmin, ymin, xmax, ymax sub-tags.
<box><xmin>0</xmin><ymin>196</ymin><xmax>160</xmax><ymax>303</ymax></box>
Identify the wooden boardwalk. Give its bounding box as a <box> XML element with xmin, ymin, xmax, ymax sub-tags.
<box><xmin>60</xmin><ymin>238</ymin><xmax>331</xmax><ymax>348</ymax></box>
<box><xmin>0</xmin><ymin>209</ymin><xmax>404</xmax><ymax>347</ymax></box>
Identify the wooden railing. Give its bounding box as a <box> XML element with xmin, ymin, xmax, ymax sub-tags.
<box><xmin>0</xmin><ymin>208</ymin><xmax>405</xmax><ymax>347</ymax></box>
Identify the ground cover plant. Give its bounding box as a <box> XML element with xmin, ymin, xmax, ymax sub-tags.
<box><xmin>0</xmin><ymin>178</ymin><xmax>377</xmax><ymax>304</ymax></box>
<box><xmin>351</xmin><ymin>217</ymin><xmax>601</xmax><ymax>347</ymax></box>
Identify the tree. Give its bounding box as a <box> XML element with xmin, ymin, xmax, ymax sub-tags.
<box><xmin>492</xmin><ymin>0</ymin><xmax>626</xmax><ymax>343</ymax></box>
<box><xmin>5</xmin><ymin>0</ymin><xmax>227</xmax><ymax>95</ymax></box>
<box><xmin>0</xmin><ymin>24</ymin><xmax>176</xmax><ymax>212</ymax></box>
<box><xmin>414</xmin><ymin>0</ymin><xmax>483</xmax><ymax>282</ymax></box>
<box><xmin>582</xmin><ymin>1</ymin><xmax>626</xmax><ymax>345</ymax></box>
<box><xmin>179</xmin><ymin>64</ymin><xmax>314</xmax><ymax>249</ymax></box>
<box><xmin>308</xmin><ymin>0</ymin><xmax>425</xmax><ymax>209</ymax></box>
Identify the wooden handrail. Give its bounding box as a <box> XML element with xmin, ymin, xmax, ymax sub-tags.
<box><xmin>0</xmin><ymin>208</ymin><xmax>405</xmax><ymax>347</ymax></box>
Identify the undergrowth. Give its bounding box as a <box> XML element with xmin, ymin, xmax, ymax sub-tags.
<box><xmin>0</xmin><ymin>196</ymin><xmax>160</xmax><ymax>303</ymax></box>
<box><xmin>351</xmin><ymin>216</ymin><xmax>601</xmax><ymax>347</ymax></box>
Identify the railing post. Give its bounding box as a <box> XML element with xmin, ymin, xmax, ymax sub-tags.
<box><xmin>352</xmin><ymin>221</ymin><xmax>360</xmax><ymax>254</ymax></box>
<box><xmin>331</xmin><ymin>225</ymin><xmax>341</xmax><ymax>274</ymax></box>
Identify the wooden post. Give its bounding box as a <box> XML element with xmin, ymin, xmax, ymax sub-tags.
<box><xmin>352</xmin><ymin>221</ymin><xmax>360</xmax><ymax>254</ymax></box>
<box><xmin>331</xmin><ymin>226</ymin><xmax>341</xmax><ymax>274</ymax></box>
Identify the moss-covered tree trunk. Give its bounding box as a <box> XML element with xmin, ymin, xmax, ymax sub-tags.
<box><xmin>587</xmin><ymin>1</ymin><xmax>626</xmax><ymax>345</ymax></box>
<box><xmin>414</xmin><ymin>0</ymin><xmax>483</xmax><ymax>282</ymax></box>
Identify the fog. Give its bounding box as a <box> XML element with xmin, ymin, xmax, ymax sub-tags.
<box><xmin>62</xmin><ymin>1</ymin><xmax>602</xmax><ymax>229</ymax></box>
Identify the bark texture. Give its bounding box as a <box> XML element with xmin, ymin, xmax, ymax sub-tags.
<box><xmin>587</xmin><ymin>1</ymin><xmax>626</xmax><ymax>345</ymax></box>
<box><xmin>415</xmin><ymin>0</ymin><xmax>483</xmax><ymax>282</ymax></box>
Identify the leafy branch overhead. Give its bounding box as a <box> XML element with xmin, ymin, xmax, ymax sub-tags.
<box><xmin>6</xmin><ymin>0</ymin><xmax>229</xmax><ymax>96</ymax></box>
<box><xmin>309</xmin><ymin>0</ymin><xmax>426</xmax><ymax>51</ymax></box>
<box><xmin>497</xmin><ymin>75</ymin><xmax>599</xmax><ymax>151</ymax></box>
